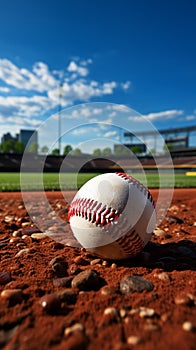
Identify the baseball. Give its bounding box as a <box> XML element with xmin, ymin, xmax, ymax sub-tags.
<box><xmin>68</xmin><ymin>172</ymin><xmax>156</xmax><ymax>260</ymax></box>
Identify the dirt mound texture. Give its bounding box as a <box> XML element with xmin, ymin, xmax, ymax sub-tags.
<box><xmin>0</xmin><ymin>189</ymin><xmax>196</xmax><ymax>350</ymax></box>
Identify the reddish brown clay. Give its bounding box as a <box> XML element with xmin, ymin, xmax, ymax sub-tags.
<box><xmin>0</xmin><ymin>189</ymin><xmax>195</xmax><ymax>350</ymax></box>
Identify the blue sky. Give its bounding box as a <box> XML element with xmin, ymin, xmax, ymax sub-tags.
<box><xmin>0</xmin><ymin>0</ymin><xmax>196</xmax><ymax>152</ymax></box>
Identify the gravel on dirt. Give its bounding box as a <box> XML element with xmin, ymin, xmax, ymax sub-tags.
<box><xmin>0</xmin><ymin>189</ymin><xmax>195</xmax><ymax>350</ymax></box>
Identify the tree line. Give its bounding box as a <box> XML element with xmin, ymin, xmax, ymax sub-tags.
<box><xmin>0</xmin><ymin>139</ymin><xmax>155</xmax><ymax>156</ymax></box>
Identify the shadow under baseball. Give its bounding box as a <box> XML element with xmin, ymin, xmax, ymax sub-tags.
<box><xmin>109</xmin><ymin>239</ymin><xmax>196</xmax><ymax>272</ymax></box>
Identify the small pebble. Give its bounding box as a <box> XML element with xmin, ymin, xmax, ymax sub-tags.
<box><xmin>174</xmin><ymin>293</ymin><xmax>193</xmax><ymax>306</ymax></box>
<box><xmin>120</xmin><ymin>275</ymin><xmax>154</xmax><ymax>294</ymax></box>
<box><xmin>39</xmin><ymin>293</ymin><xmax>61</xmax><ymax>315</ymax></box>
<box><xmin>71</xmin><ymin>270</ymin><xmax>99</xmax><ymax>291</ymax></box>
<box><xmin>56</xmin><ymin>289</ymin><xmax>77</xmax><ymax>304</ymax></box>
<box><xmin>0</xmin><ymin>272</ymin><xmax>11</xmax><ymax>285</ymax></box>
<box><xmin>127</xmin><ymin>335</ymin><xmax>141</xmax><ymax>345</ymax></box>
<box><xmin>124</xmin><ymin>316</ymin><xmax>131</xmax><ymax>324</ymax></box>
<box><xmin>21</xmin><ymin>235</ymin><xmax>29</xmax><ymax>239</ymax></box>
<box><xmin>169</xmin><ymin>205</ymin><xmax>179</xmax><ymax>211</ymax></box>
<box><xmin>22</xmin><ymin>227</ymin><xmax>41</xmax><ymax>235</ymax></box>
<box><xmin>73</xmin><ymin>256</ymin><xmax>87</xmax><ymax>265</ymax></box>
<box><xmin>155</xmin><ymin>272</ymin><xmax>171</xmax><ymax>282</ymax></box>
<box><xmin>129</xmin><ymin>308</ymin><xmax>140</xmax><ymax>315</ymax></box>
<box><xmin>31</xmin><ymin>233</ymin><xmax>47</xmax><ymax>240</ymax></box>
<box><xmin>49</xmin><ymin>256</ymin><xmax>67</xmax><ymax>277</ymax></box>
<box><xmin>10</xmin><ymin>237</ymin><xmax>21</xmax><ymax>244</ymax></box>
<box><xmin>187</xmin><ymin>293</ymin><xmax>196</xmax><ymax>305</ymax></box>
<box><xmin>119</xmin><ymin>309</ymin><xmax>127</xmax><ymax>318</ymax></box>
<box><xmin>52</xmin><ymin>263</ymin><xmax>67</xmax><ymax>277</ymax></box>
<box><xmin>90</xmin><ymin>258</ymin><xmax>101</xmax><ymax>265</ymax></box>
<box><xmin>161</xmin><ymin>313</ymin><xmax>169</xmax><ymax>322</ymax></box>
<box><xmin>15</xmin><ymin>248</ymin><xmax>31</xmax><ymax>257</ymax></box>
<box><xmin>51</xmin><ymin>242</ymin><xmax>64</xmax><ymax>250</ymax></box>
<box><xmin>16</xmin><ymin>243</ymin><xmax>26</xmax><ymax>249</ymax></box>
<box><xmin>12</xmin><ymin>230</ymin><xmax>22</xmax><ymax>237</ymax></box>
<box><xmin>111</xmin><ymin>263</ymin><xmax>117</xmax><ymax>268</ymax></box>
<box><xmin>139</xmin><ymin>307</ymin><xmax>155</xmax><ymax>318</ymax></box>
<box><xmin>21</xmin><ymin>236</ymin><xmax>32</xmax><ymax>244</ymax></box>
<box><xmin>64</xmin><ymin>323</ymin><xmax>84</xmax><ymax>336</ymax></box>
<box><xmin>153</xmin><ymin>228</ymin><xmax>166</xmax><ymax>237</ymax></box>
<box><xmin>104</xmin><ymin>307</ymin><xmax>118</xmax><ymax>316</ymax></box>
<box><xmin>100</xmin><ymin>285</ymin><xmax>119</xmax><ymax>296</ymax></box>
<box><xmin>4</xmin><ymin>215</ymin><xmax>15</xmax><ymax>223</ymax></box>
<box><xmin>102</xmin><ymin>307</ymin><xmax>120</xmax><ymax>324</ymax></box>
<box><xmin>53</xmin><ymin>277</ymin><xmax>72</xmax><ymax>288</ymax></box>
<box><xmin>1</xmin><ymin>289</ymin><xmax>23</xmax><ymax>306</ymax></box>
<box><xmin>21</xmin><ymin>222</ymin><xmax>32</xmax><ymax>227</ymax></box>
<box><xmin>102</xmin><ymin>260</ymin><xmax>109</xmax><ymax>266</ymax></box>
<box><xmin>64</xmin><ymin>332</ymin><xmax>88</xmax><ymax>349</ymax></box>
<box><xmin>182</xmin><ymin>321</ymin><xmax>195</xmax><ymax>332</ymax></box>
<box><xmin>49</xmin><ymin>256</ymin><xmax>65</xmax><ymax>266</ymax></box>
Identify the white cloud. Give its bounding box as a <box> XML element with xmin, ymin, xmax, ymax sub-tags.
<box><xmin>92</xmin><ymin>108</ymin><xmax>102</xmax><ymax>115</ymax></box>
<box><xmin>129</xmin><ymin>109</ymin><xmax>184</xmax><ymax>122</ymax></box>
<box><xmin>0</xmin><ymin>115</ymin><xmax>41</xmax><ymax>126</ymax></box>
<box><xmin>0</xmin><ymin>86</ymin><xmax>10</xmax><ymax>93</ymax></box>
<box><xmin>146</xmin><ymin>110</ymin><xmax>183</xmax><ymax>120</ymax></box>
<box><xmin>104</xmin><ymin>131</ymin><xmax>118</xmax><ymax>138</ymax></box>
<box><xmin>80</xmin><ymin>58</ymin><xmax>93</xmax><ymax>66</ymax></box>
<box><xmin>108</xmin><ymin>111</ymin><xmax>117</xmax><ymax>118</ymax></box>
<box><xmin>106</xmin><ymin>104</ymin><xmax>130</xmax><ymax>113</ymax></box>
<box><xmin>0</xmin><ymin>95</ymin><xmax>53</xmax><ymax>118</ymax></box>
<box><xmin>102</xmin><ymin>82</ymin><xmax>117</xmax><ymax>94</ymax></box>
<box><xmin>32</xmin><ymin>62</ymin><xmax>57</xmax><ymax>88</ymax></box>
<box><xmin>67</xmin><ymin>107</ymin><xmax>103</xmax><ymax>120</ymax></box>
<box><xmin>90</xmin><ymin>81</ymin><xmax>98</xmax><ymax>87</ymax></box>
<box><xmin>121</xmin><ymin>81</ymin><xmax>131</xmax><ymax>90</ymax></box>
<box><xmin>0</xmin><ymin>57</ymin><xmax>133</xmax><ymax>143</ymax></box>
<box><xmin>71</xmin><ymin>128</ymin><xmax>88</xmax><ymax>136</ymax></box>
<box><xmin>0</xmin><ymin>59</ymin><xmax>58</xmax><ymax>92</ymax></box>
<box><xmin>185</xmin><ymin>115</ymin><xmax>196</xmax><ymax>121</ymax></box>
<box><xmin>67</xmin><ymin>61</ymin><xmax>89</xmax><ymax>77</ymax></box>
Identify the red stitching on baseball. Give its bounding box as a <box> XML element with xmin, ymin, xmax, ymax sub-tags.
<box><xmin>68</xmin><ymin>197</ymin><xmax>119</xmax><ymax>227</ymax></box>
<box><xmin>68</xmin><ymin>173</ymin><xmax>154</xmax><ymax>257</ymax></box>
<box><xmin>116</xmin><ymin>229</ymin><xmax>144</xmax><ymax>256</ymax></box>
<box><xmin>115</xmin><ymin>172</ymin><xmax>155</xmax><ymax>208</ymax></box>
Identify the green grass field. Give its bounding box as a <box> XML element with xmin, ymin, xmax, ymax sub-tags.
<box><xmin>0</xmin><ymin>172</ymin><xmax>195</xmax><ymax>191</ymax></box>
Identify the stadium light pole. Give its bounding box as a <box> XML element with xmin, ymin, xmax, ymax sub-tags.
<box><xmin>58</xmin><ymin>82</ymin><xmax>63</xmax><ymax>155</ymax></box>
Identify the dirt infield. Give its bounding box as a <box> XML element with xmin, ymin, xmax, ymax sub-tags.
<box><xmin>0</xmin><ymin>189</ymin><xmax>196</xmax><ymax>350</ymax></box>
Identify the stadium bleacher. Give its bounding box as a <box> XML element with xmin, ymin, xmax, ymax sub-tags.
<box><xmin>0</xmin><ymin>152</ymin><xmax>195</xmax><ymax>172</ymax></box>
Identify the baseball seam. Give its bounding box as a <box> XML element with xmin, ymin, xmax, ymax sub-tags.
<box><xmin>68</xmin><ymin>172</ymin><xmax>155</xmax><ymax>229</ymax></box>
<box><xmin>68</xmin><ymin>197</ymin><xmax>120</xmax><ymax>227</ymax></box>
<box><xmin>68</xmin><ymin>172</ymin><xmax>154</xmax><ymax>257</ymax></box>
<box><xmin>116</xmin><ymin>229</ymin><xmax>144</xmax><ymax>256</ymax></box>
<box><xmin>115</xmin><ymin>172</ymin><xmax>155</xmax><ymax>208</ymax></box>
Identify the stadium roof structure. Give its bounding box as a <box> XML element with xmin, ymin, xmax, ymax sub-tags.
<box><xmin>124</xmin><ymin>125</ymin><xmax>196</xmax><ymax>137</ymax></box>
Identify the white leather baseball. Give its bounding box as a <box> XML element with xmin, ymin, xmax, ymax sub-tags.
<box><xmin>68</xmin><ymin>172</ymin><xmax>156</xmax><ymax>260</ymax></box>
